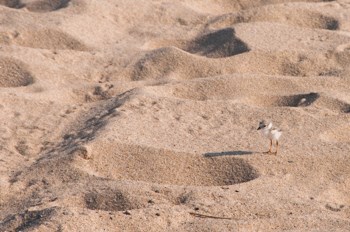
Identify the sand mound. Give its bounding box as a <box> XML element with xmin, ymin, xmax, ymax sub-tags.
<box><xmin>21</xmin><ymin>0</ymin><xmax>70</xmax><ymax>12</ymax></box>
<box><xmin>0</xmin><ymin>0</ymin><xmax>19</xmax><ymax>8</ymax></box>
<box><xmin>128</xmin><ymin>48</ymin><xmax>343</xmax><ymax>81</ymax></box>
<box><xmin>128</xmin><ymin>46</ymin><xmax>225</xmax><ymax>81</ymax></box>
<box><xmin>0</xmin><ymin>57</ymin><xmax>33</xmax><ymax>87</ymax></box>
<box><xmin>208</xmin><ymin>6</ymin><xmax>339</xmax><ymax>31</ymax></box>
<box><xmin>247</xmin><ymin>92</ymin><xmax>320</xmax><ymax>107</ymax></box>
<box><xmin>76</xmin><ymin>143</ymin><xmax>258</xmax><ymax>186</ymax></box>
<box><xmin>3</xmin><ymin>29</ymin><xmax>88</xmax><ymax>51</ymax></box>
<box><xmin>185</xmin><ymin>28</ymin><xmax>249</xmax><ymax>58</ymax></box>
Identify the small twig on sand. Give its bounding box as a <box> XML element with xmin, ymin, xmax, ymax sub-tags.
<box><xmin>189</xmin><ymin>212</ymin><xmax>233</xmax><ymax>220</ymax></box>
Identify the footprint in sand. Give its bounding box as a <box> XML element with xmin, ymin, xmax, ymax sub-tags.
<box><xmin>72</xmin><ymin>143</ymin><xmax>259</xmax><ymax>186</ymax></box>
<box><xmin>22</xmin><ymin>0</ymin><xmax>70</xmax><ymax>12</ymax></box>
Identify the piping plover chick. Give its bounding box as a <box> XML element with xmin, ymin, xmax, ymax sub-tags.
<box><xmin>257</xmin><ymin>120</ymin><xmax>282</xmax><ymax>155</ymax></box>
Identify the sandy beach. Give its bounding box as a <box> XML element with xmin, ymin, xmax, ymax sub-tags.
<box><xmin>0</xmin><ymin>0</ymin><xmax>350</xmax><ymax>231</ymax></box>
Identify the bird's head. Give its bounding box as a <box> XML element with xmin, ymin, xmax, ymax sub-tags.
<box><xmin>257</xmin><ymin>120</ymin><xmax>266</xmax><ymax>130</ymax></box>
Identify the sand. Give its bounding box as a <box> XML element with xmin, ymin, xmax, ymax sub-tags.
<box><xmin>0</xmin><ymin>0</ymin><xmax>350</xmax><ymax>231</ymax></box>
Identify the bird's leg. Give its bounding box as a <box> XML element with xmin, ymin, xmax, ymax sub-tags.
<box><xmin>272</xmin><ymin>140</ymin><xmax>279</xmax><ymax>155</ymax></box>
<box><xmin>263</xmin><ymin>139</ymin><xmax>272</xmax><ymax>154</ymax></box>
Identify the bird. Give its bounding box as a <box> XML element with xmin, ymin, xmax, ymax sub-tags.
<box><xmin>257</xmin><ymin>120</ymin><xmax>282</xmax><ymax>155</ymax></box>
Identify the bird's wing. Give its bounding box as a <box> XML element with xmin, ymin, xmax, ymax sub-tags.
<box><xmin>271</xmin><ymin>127</ymin><xmax>282</xmax><ymax>134</ymax></box>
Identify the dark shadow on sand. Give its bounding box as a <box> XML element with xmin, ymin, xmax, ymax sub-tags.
<box><xmin>204</xmin><ymin>150</ymin><xmax>256</xmax><ymax>157</ymax></box>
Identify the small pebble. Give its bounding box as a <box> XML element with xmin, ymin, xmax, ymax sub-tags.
<box><xmin>123</xmin><ymin>211</ymin><xmax>131</xmax><ymax>215</ymax></box>
<box><xmin>148</xmin><ymin>199</ymin><xmax>154</xmax><ymax>204</ymax></box>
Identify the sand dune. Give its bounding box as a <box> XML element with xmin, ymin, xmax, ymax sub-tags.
<box><xmin>1</xmin><ymin>0</ymin><xmax>350</xmax><ymax>231</ymax></box>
